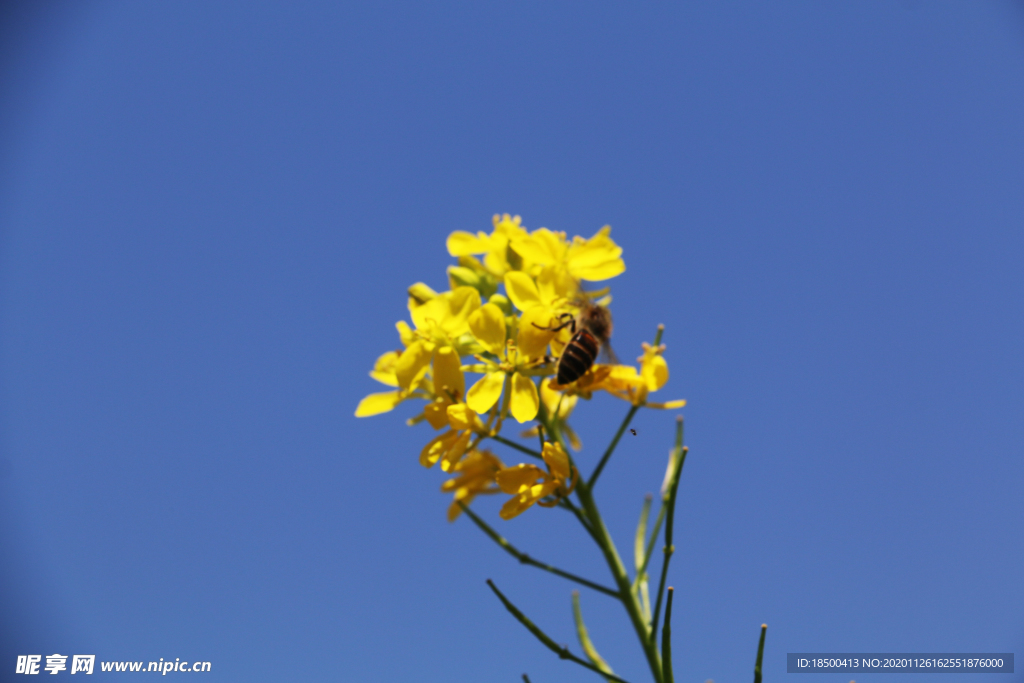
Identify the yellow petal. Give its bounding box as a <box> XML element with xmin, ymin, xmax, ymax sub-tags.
<box><xmin>420</xmin><ymin>431</ymin><xmax>457</xmax><ymax>468</ymax></box>
<box><xmin>369</xmin><ymin>350</ymin><xmax>400</xmax><ymax>386</ymax></box>
<box><xmin>447</xmin><ymin>501</ymin><xmax>464</xmax><ymax>522</ymax></box>
<box><xmin>509</xmin><ymin>373</ymin><xmax>540</xmax><ymax>423</ymax></box>
<box><xmin>408</xmin><ymin>282</ymin><xmax>438</xmax><ymax>305</ymax></box>
<box><xmin>563</xmin><ymin>421</ymin><xmax>582</xmax><ymax>451</ymax></box>
<box><xmin>354</xmin><ymin>390</ymin><xmax>404</xmax><ymax>417</ymax></box>
<box><xmin>540</xmin><ymin>378</ymin><xmax>576</xmax><ymax>418</ymax></box>
<box><xmin>432</xmin><ymin>346</ymin><xmax>465</xmax><ymax>401</ymax></box>
<box><xmin>409</xmin><ymin>295</ymin><xmax>444</xmax><ymax>332</ymax></box>
<box><xmin>499</xmin><ymin>494</ymin><xmax>533</xmax><ymax>520</ymax></box>
<box><xmin>423</xmin><ymin>400</ymin><xmax>451</xmax><ymax>430</ymax></box>
<box><xmin>641</xmin><ymin>354</ymin><xmax>669</xmax><ymax>392</ymax></box>
<box><xmin>395</xmin><ymin>320</ymin><xmax>416</xmax><ymax>347</ymax></box>
<box><xmin>442</xmin><ymin>287</ymin><xmax>482</xmax><ymax>336</ymax></box>
<box><xmin>393</xmin><ymin>340</ymin><xmax>433</xmax><ymax>390</ymax></box>
<box><xmin>541</xmin><ymin>442</ymin><xmax>571</xmax><ymax>480</ymax></box>
<box><xmin>467</xmin><ymin>303</ymin><xmax>507</xmax><ymax>354</ymax></box>
<box><xmin>566</xmin><ymin>226</ymin><xmax>625</xmax><ymax>281</ymax></box>
<box><xmin>447</xmin><ymin>403</ymin><xmax>484</xmax><ymax>432</ymax></box>
<box><xmin>440</xmin><ymin>431</ymin><xmax>472</xmax><ymax>472</ymax></box>
<box><xmin>447</xmin><ymin>231</ymin><xmax>491</xmax><ymax>256</ymax></box>
<box><xmin>466</xmin><ymin>371</ymin><xmax>505</xmax><ymax>414</ymax></box>
<box><xmin>535</xmin><ymin>266</ymin><xmax>574</xmax><ymax>306</ymax></box>
<box><xmin>496</xmin><ymin>463</ymin><xmax>545</xmax><ymax>493</ymax></box>
<box><xmin>503</xmin><ymin>271</ymin><xmax>542</xmax><ymax>311</ymax></box>
<box><xmin>492</xmin><ymin>213</ymin><xmax>526</xmax><ymax>238</ymax></box>
<box><xmin>516</xmin><ymin>307</ymin><xmax>557</xmax><ymax>360</ymax></box>
<box><xmin>647</xmin><ymin>399</ymin><xmax>687</xmax><ymax>409</ymax></box>
<box><xmin>512</xmin><ymin>228</ymin><xmax>567</xmax><ymax>265</ymax></box>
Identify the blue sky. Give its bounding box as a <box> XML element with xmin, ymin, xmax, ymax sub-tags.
<box><xmin>2</xmin><ymin>2</ymin><xmax>1022</xmax><ymax>682</ymax></box>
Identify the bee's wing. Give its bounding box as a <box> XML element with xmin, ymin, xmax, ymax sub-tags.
<box><xmin>601</xmin><ymin>340</ymin><xmax>619</xmax><ymax>364</ymax></box>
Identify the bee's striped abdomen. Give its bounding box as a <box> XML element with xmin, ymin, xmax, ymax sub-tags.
<box><xmin>557</xmin><ymin>329</ymin><xmax>600</xmax><ymax>385</ymax></box>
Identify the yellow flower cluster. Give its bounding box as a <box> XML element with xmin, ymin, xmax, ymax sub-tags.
<box><xmin>356</xmin><ymin>214</ymin><xmax>684</xmax><ymax>519</ymax></box>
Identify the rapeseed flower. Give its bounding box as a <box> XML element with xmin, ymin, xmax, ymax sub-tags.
<box><xmin>496</xmin><ymin>442</ymin><xmax>578</xmax><ymax>520</ymax></box>
<box><xmin>355</xmin><ymin>286</ymin><xmax>481</xmax><ymax>419</ymax></box>
<box><xmin>442</xmin><ymin>449</ymin><xmax>504</xmax><ymax>522</ymax></box>
<box><xmin>356</xmin><ymin>214</ymin><xmax>686</xmax><ymax>520</ymax></box>
<box><xmin>464</xmin><ymin>303</ymin><xmax>544</xmax><ymax>423</ymax></box>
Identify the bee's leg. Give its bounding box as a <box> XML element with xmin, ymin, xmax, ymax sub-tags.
<box><xmin>532</xmin><ymin>313</ymin><xmax>576</xmax><ymax>333</ymax></box>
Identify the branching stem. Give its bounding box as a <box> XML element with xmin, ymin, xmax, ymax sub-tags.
<box><xmin>486</xmin><ymin>579</ymin><xmax>634</xmax><ymax>683</ymax></box>
<box><xmin>588</xmin><ymin>405</ymin><xmax>640</xmax><ymax>489</ymax></box>
<box><xmin>459</xmin><ymin>503</ymin><xmax>618</xmax><ymax>598</ymax></box>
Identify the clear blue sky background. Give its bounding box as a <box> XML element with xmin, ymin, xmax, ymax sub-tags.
<box><xmin>2</xmin><ymin>2</ymin><xmax>1022</xmax><ymax>682</ymax></box>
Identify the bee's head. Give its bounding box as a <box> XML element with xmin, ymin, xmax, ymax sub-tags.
<box><xmin>581</xmin><ymin>303</ymin><xmax>613</xmax><ymax>343</ymax></box>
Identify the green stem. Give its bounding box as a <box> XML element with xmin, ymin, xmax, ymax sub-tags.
<box><xmin>653</xmin><ymin>323</ymin><xmax>665</xmax><ymax>346</ymax></box>
<box><xmin>575</xmin><ymin>477</ymin><xmax>665</xmax><ymax>683</ymax></box>
<box><xmin>633</xmin><ymin>501</ymin><xmax>667</xmax><ymax>592</ymax></box>
<box><xmin>650</xmin><ymin>418</ymin><xmax>686</xmax><ymax>642</ymax></box>
<box><xmin>490</xmin><ymin>434</ymin><xmax>543</xmax><ymax>460</ymax></box>
<box><xmin>661</xmin><ymin>587</ymin><xmax>675</xmax><ymax>683</ymax></box>
<box><xmin>754</xmin><ymin>624</ymin><xmax>767</xmax><ymax>683</ymax></box>
<box><xmin>589</xmin><ymin>405</ymin><xmax>640</xmax><ymax>489</ymax></box>
<box><xmin>634</xmin><ymin>494</ymin><xmax>653</xmax><ymax>572</ymax></box>
<box><xmin>537</xmin><ymin>399</ymin><xmax>662</xmax><ymax>681</ymax></box>
<box><xmin>572</xmin><ymin>591</ymin><xmax>616</xmax><ymax>679</ymax></box>
<box><xmin>486</xmin><ymin>579</ymin><xmax>634</xmax><ymax>683</ymax></box>
<box><xmin>459</xmin><ymin>503</ymin><xmax>618</xmax><ymax>599</ymax></box>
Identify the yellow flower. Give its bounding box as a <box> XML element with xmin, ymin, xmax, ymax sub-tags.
<box><xmin>418</xmin><ymin>346</ymin><xmax>468</xmax><ymax>429</ymax></box>
<box><xmin>639</xmin><ymin>341</ymin><xmax>669</xmax><ymax>392</ymax></box>
<box><xmin>406</xmin><ymin>285</ymin><xmax>481</xmax><ymax>348</ymax></box>
<box><xmin>354</xmin><ymin>350</ymin><xmax>408</xmax><ymax>417</ymax></box>
<box><xmin>551</xmin><ymin>340</ymin><xmax>685</xmax><ymax>410</ymax></box>
<box><xmin>420</xmin><ymin>402</ymin><xmax>487</xmax><ymax>471</ymax></box>
<box><xmin>520</xmin><ymin>377</ymin><xmax>582</xmax><ymax>449</ymax></box>
<box><xmin>502</xmin><ymin>270</ymin><xmax>571</xmax><ymax>358</ymax></box>
<box><xmin>496</xmin><ymin>442</ymin><xmax>578</xmax><ymax>520</ymax></box>
<box><xmin>447</xmin><ymin>214</ymin><xmax>529</xmax><ymax>278</ymax></box>
<box><xmin>357</xmin><ymin>285</ymin><xmax>484</xmax><ymax>419</ymax></box>
<box><xmin>441</xmin><ymin>449</ymin><xmax>504</xmax><ymax>522</ymax></box>
<box><xmin>510</xmin><ymin>225</ymin><xmax>625</xmax><ymax>283</ymax></box>
<box><xmin>464</xmin><ymin>303</ymin><xmax>543</xmax><ymax>423</ymax></box>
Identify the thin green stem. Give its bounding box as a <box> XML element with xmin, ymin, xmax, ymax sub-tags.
<box><xmin>754</xmin><ymin>624</ymin><xmax>767</xmax><ymax>683</ymax></box>
<box><xmin>650</xmin><ymin>418</ymin><xmax>686</xmax><ymax>642</ymax></box>
<box><xmin>537</xmin><ymin>399</ymin><xmax>661</xmax><ymax>680</ymax></box>
<box><xmin>634</xmin><ymin>494</ymin><xmax>653</xmax><ymax>572</ymax></box>
<box><xmin>490</xmin><ymin>434</ymin><xmax>543</xmax><ymax>460</ymax></box>
<box><xmin>459</xmin><ymin>503</ymin><xmax>619</xmax><ymax>599</ymax></box>
<box><xmin>588</xmin><ymin>405</ymin><xmax>640</xmax><ymax>489</ymax></box>
<box><xmin>653</xmin><ymin>323</ymin><xmax>665</xmax><ymax>346</ymax></box>
<box><xmin>486</xmin><ymin>579</ymin><xmax>634</xmax><ymax>683</ymax></box>
<box><xmin>573</xmin><ymin>590</ymin><xmax>616</xmax><ymax>679</ymax></box>
<box><xmin>661</xmin><ymin>587</ymin><xmax>675</xmax><ymax>683</ymax></box>
<box><xmin>575</xmin><ymin>477</ymin><xmax>664</xmax><ymax>683</ymax></box>
<box><xmin>633</xmin><ymin>502</ymin><xmax>666</xmax><ymax>592</ymax></box>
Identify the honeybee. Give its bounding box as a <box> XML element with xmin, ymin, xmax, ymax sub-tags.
<box><xmin>534</xmin><ymin>299</ymin><xmax>616</xmax><ymax>385</ymax></box>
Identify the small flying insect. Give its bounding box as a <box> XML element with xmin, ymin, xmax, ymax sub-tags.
<box><xmin>534</xmin><ymin>299</ymin><xmax>616</xmax><ymax>386</ymax></box>
<box><xmin>630</xmin><ymin>428</ymin><xmax>637</xmax><ymax>436</ymax></box>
